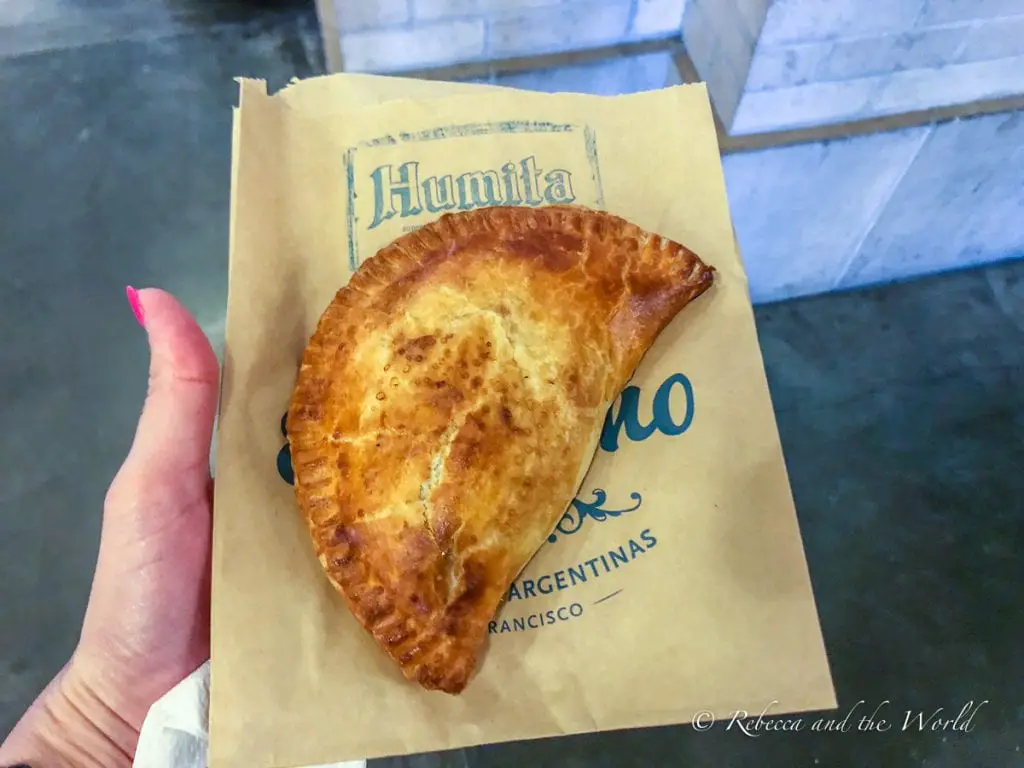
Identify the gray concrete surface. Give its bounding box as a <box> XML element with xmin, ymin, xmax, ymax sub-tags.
<box><xmin>1</xmin><ymin>2</ymin><xmax>1022</xmax><ymax>767</ymax></box>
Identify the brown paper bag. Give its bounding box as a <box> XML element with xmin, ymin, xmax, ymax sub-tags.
<box><xmin>210</xmin><ymin>74</ymin><xmax>836</xmax><ymax>768</ymax></box>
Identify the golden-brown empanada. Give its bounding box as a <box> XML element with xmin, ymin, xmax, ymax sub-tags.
<box><xmin>286</xmin><ymin>205</ymin><xmax>714</xmax><ymax>693</ymax></box>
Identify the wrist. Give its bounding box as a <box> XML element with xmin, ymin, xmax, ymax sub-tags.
<box><xmin>0</xmin><ymin>657</ymin><xmax>137</xmax><ymax>768</ymax></box>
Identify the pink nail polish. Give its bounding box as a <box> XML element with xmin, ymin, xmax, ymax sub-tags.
<box><xmin>126</xmin><ymin>285</ymin><xmax>145</xmax><ymax>327</ymax></box>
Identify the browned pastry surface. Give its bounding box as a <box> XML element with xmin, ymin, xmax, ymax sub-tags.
<box><xmin>286</xmin><ymin>205</ymin><xmax>714</xmax><ymax>693</ymax></box>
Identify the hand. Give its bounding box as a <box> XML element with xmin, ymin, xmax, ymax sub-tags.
<box><xmin>0</xmin><ymin>288</ymin><xmax>220</xmax><ymax>767</ymax></box>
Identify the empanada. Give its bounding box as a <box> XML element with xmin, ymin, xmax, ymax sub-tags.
<box><xmin>286</xmin><ymin>205</ymin><xmax>714</xmax><ymax>693</ymax></box>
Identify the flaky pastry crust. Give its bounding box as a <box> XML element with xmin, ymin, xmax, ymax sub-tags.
<box><xmin>286</xmin><ymin>205</ymin><xmax>714</xmax><ymax>693</ymax></box>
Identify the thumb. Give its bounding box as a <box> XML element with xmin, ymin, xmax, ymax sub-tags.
<box><xmin>120</xmin><ymin>287</ymin><xmax>220</xmax><ymax>487</ymax></box>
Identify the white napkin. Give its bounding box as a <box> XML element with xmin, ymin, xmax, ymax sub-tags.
<box><xmin>133</xmin><ymin>660</ymin><xmax>367</xmax><ymax>768</ymax></box>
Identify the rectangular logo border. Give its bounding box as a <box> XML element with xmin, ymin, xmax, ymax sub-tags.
<box><xmin>344</xmin><ymin>121</ymin><xmax>606</xmax><ymax>272</ymax></box>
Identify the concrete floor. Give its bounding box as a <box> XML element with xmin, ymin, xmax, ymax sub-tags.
<box><xmin>1</xmin><ymin>2</ymin><xmax>1022</xmax><ymax>767</ymax></box>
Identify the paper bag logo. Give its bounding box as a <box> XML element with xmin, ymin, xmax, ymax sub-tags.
<box><xmin>367</xmin><ymin>157</ymin><xmax>576</xmax><ymax>230</ymax></box>
<box><xmin>343</xmin><ymin>120</ymin><xmax>605</xmax><ymax>270</ymax></box>
<box><xmin>491</xmin><ymin>526</ymin><xmax>657</xmax><ymax>634</ymax></box>
<box><xmin>276</xmin><ymin>371</ymin><xmax>695</xmax><ymax>536</ymax></box>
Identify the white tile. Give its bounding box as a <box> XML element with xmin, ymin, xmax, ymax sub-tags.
<box><xmin>682</xmin><ymin>0</ymin><xmax>718</xmax><ymax>75</ymax></box>
<box><xmin>722</xmin><ymin>126</ymin><xmax>929</xmax><ymax>302</ymax></box>
<box><xmin>839</xmin><ymin>111</ymin><xmax>1024</xmax><ymax>289</ymax></box>
<box><xmin>631</xmin><ymin>0</ymin><xmax>687</xmax><ymax>38</ymax></box>
<box><xmin>714</xmin><ymin>17</ymin><xmax>758</xmax><ymax>83</ymax></box>
<box><xmin>695</xmin><ymin>0</ymin><xmax>761</xmax><ymax>50</ymax></box>
<box><xmin>712</xmin><ymin>33</ymin><xmax>761</xmax><ymax>88</ymax></box>
<box><xmin>705</xmin><ymin>54</ymin><xmax>746</xmax><ymax>126</ymax></box>
<box><xmin>880</xmin><ymin>25</ymin><xmax>972</xmax><ymax>69</ymax></box>
<box><xmin>818</xmin><ymin>26</ymin><xmax>970</xmax><ymax>81</ymax></box>
<box><xmin>694</xmin><ymin>0</ymin><xmax>742</xmax><ymax>37</ymax></box>
<box><xmin>731</xmin><ymin>0</ymin><xmax>770</xmax><ymax>42</ymax></box>
<box><xmin>919</xmin><ymin>0</ymin><xmax>1024</xmax><ymax>25</ymax></box>
<box><xmin>335</xmin><ymin>0</ymin><xmax>410</xmax><ymax>31</ymax></box>
<box><xmin>492</xmin><ymin>51</ymin><xmax>674</xmax><ymax>94</ymax></box>
<box><xmin>413</xmin><ymin>0</ymin><xmax>480</xmax><ymax>19</ymax></box>
<box><xmin>489</xmin><ymin>1</ymin><xmax>632</xmax><ymax>56</ymax></box>
<box><xmin>685</xmin><ymin>0</ymin><xmax>754</xmax><ymax>124</ymax></box>
<box><xmin>412</xmin><ymin>0</ymin><xmax>557</xmax><ymax>20</ymax></box>
<box><xmin>746</xmin><ymin>42</ymin><xmax>832</xmax><ymax>90</ymax></box>
<box><xmin>731</xmin><ymin>76</ymin><xmax>884</xmax><ymax>134</ymax></box>
<box><xmin>760</xmin><ymin>0</ymin><xmax>924</xmax><ymax>45</ymax></box>
<box><xmin>341</xmin><ymin>19</ymin><xmax>486</xmax><ymax>71</ymax></box>
<box><xmin>959</xmin><ymin>15</ymin><xmax>1024</xmax><ymax>62</ymax></box>
<box><xmin>870</xmin><ymin>55</ymin><xmax>1024</xmax><ymax>113</ymax></box>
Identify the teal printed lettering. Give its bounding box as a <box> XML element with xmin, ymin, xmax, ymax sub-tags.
<box><xmin>548</xmin><ymin>489</ymin><xmax>642</xmax><ymax>542</ymax></box>
<box><xmin>456</xmin><ymin>170</ymin><xmax>502</xmax><ymax>210</ymax></box>
<box><xmin>520</xmin><ymin>156</ymin><xmax>543</xmax><ymax>205</ymax></box>
<box><xmin>600</xmin><ymin>372</ymin><xmax>695</xmax><ymax>452</ymax></box>
<box><xmin>366</xmin><ymin>156</ymin><xmax>576</xmax><ymax>230</ymax></box>
<box><xmin>507</xmin><ymin>530</ymin><xmax>656</xmax><ymax>602</ymax></box>
<box><xmin>602</xmin><ymin>386</ymin><xmax>655</xmax><ymax>447</ymax></box>
<box><xmin>609</xmin><ymin>546</ymin><xmax>629</xmax><ymax>567</ymax></box>
<box><xmin>652</xmin><ymin>372</ymin><xmax>695</xmax><ymax>436</ymax></box>
<box><xmin>501</xmin><ymin>162</ymin><xmax>523</xmax><ymax>204</ymax></box>
<box><xmin>543</xmin><ymin>169</ymin><xmax>574</xmax><ymax>204</ymax></box>
<box><xmin>368</xmin><ymin>161</ymin><xmax>423</xmax><ymax>229</ymax></box>
<box><xmin>422</xmin><ymin>174</ymin><xmax>456</xmax><ymax>213</ymax></box>
<box><xmin>488</xmin><ymin>603</ymin><xmax>585</xmax><ymax>634</ymax></box>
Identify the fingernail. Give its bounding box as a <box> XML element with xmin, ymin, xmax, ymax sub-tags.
<box><xmin>126</xmin><ymin>285</ymin><xmax>145</xmax><ymax>327</ymax></box>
